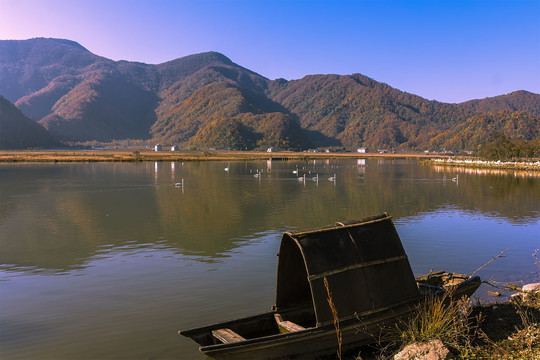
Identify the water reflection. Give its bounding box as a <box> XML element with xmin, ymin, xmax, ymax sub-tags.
<box><xmin>0</xmin><ymin>160</ymin><xmax>538</xmax><ymax>273</ymax></box>
<box><xmin>433</xmin><ymin>165</ymin><xmax>540</xmax><ymax>178</ymax></box>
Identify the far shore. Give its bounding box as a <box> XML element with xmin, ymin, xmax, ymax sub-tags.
<box><xmin>421</xmin><ymin>157</ymin><xmax>540</xmax><ymax>171</ymax></box>
<box><xmin>1</xmin><ymin>150</ymin><xmax>539</xmax><ymax>172</ymax></box>
<box><xmin>0</xmin><ymin>149</ymin><xmax>442</xmax><ymax>163</ymax></box>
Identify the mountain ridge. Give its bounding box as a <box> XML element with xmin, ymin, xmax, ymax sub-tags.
<box><xmin>1</xmin><ymin>38</ymin><xmax>538</xmax><ymax>151</ymax></box>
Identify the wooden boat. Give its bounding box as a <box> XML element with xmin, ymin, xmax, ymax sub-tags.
<box><xmin>416</xmin><ymin>270</ymin><xmax>481</xmax><ymax>298</ymax></box>
<box><xmin>180</xmin><ymin>213</ymin><xmax>481</xmax><ymax>360</ymax></box>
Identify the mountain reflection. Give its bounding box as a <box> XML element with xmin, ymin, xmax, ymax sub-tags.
<box><xmin>0</xmin><ymin>159</ymin><xmax>539</xmax><ymax>272</ymax></box>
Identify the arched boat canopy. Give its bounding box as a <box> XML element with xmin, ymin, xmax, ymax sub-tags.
<box><xmin>275</xmin><ymin>213</ymin><xmax>420</xmax><ymax>327</ymax></box>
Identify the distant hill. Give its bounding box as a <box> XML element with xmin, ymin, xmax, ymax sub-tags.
<box><xmin>430</xmin><ymin>110</ymin><xmax>540</xmax><ymax>152</ymax></box>
<box><xmin>0</xmin><ymin>96</ymin><xmax>60</xmax><ymax>149</ymax></box>
<box><xmin>1</xmin><ymin>38</ymin><xmax>539</xmax><ymax>151</ymax></box>
<box><xmin>152</xmin><ymin>78</ymin><xmax>308</xmax><ymax>150</ymax></box>
<box><xmin>38</xmin><ymin>70</ymin><xmax>159</xmax><ymax>142</ymax></box>
<box><xmin>265</xmin><ymin>74</ymin><xmax>476</xmax><ymax>149</ymax></box>
<box><xmin>459</xmin><ymin>91</ymin><xmax>540</xmax><ymax>117</ymax></box>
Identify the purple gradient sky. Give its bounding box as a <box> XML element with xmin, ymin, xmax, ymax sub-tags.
<box><xmin>1</xmin><ymin>0</ymin><xmax>539</xmax><ymax>103</ymax></box>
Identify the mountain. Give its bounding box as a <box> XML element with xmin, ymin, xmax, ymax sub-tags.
<box><xmin>265</xmin><ymin>74</ymin><xmax>477</xmax><ymax>149</ymax></box>
<box><xmin>0</xmin><ymin>95</ymin><xmax>60</xmax><ymax>149</ymax></box>
<box><xmin>151</xmin><ymin>76</ymin><xmax>308</xmax><ymax>149</ymax></box>
<box><xmin>429</xmin><ymin>110</ymin><xmax>540</xmax><ymax>152</ymax></box>
<box><xmin>459</xmin><ymin>91</ymin><xmax>540</xmax><ymax>117</ymax></box>
<box><xmin>0</xmin><ymin>38</ymin><xmax>109</xmax><ymax>103</ymax></box>
<box><xmin>38</xmin><ymin>70</ymin><xmax>159</xmax><ymax>141</ymax></box>
<box><xmin>150</xmin><ymin>53</ymin><xmax>300</xmax><ymax>148</ymax></box>
<box><xmin>1</xmin><ymin>38</ymin><xmax>539</xmax><ymax>151</ymax></box>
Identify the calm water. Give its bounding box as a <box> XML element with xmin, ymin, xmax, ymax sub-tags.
<box><xmin>1</xmin><ymin>159</ymin><xmax>539</xmax><ymax>359</ymax></box>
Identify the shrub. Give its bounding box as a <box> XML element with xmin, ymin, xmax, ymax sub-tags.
<box><xmin>390</xmin><ymin>296</ymin><xmax>478</xmax><ymax>355</ymax></box>
<box><xmin>478</xmin><ymin>134</ymin><xmax>540</xmax><ymax>161</ymax></box>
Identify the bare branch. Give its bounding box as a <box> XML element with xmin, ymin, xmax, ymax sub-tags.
<box><xmin>471</xmin><ymin>248</ymin><xmax>510</xmax><ymax>278</ymax></box>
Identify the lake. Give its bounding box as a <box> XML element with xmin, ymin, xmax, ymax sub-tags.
<box><xmin>1</xmin><ymin>159</ymin><xmax>539</xmax><ymax>359</ymax></box>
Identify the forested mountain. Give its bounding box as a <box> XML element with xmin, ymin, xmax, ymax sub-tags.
<box><xmin>265</xmin><ymin>74</ymin><xmax>475</xmax><ymax>149</ymax></box>
<box><xmin>1</xmin><ymin>38</ymin><xmax>539</xmax><ymax>150</ymax></box>
<box><xmin>429</xmin><ymin>110</ymin><xmax>540</xmax><ymax>152</ymax></box>
<box><xmin>459</xmin><ymin>91</ymin><xmax>540</xmax><ymax>117</ymax></box>
<box><xmin>0</xmin><ymin>96</ymin><xmax>60</xmax><ymax>149</ymax></box>
<box><xmin>38</xmin><ymin>70</ymin><xmax>159</xmax><ymax>141</ymax></box>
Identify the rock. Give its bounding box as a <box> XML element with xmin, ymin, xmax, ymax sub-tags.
<box><xmin>522</xmin><ymin>283</ymin><xmax>540</xmax><ymax>292</ymax></box>
<box><xmin>521</xmin><ymin>282</ymin><xmax>540</xmax><ymax>303</ymax></box>
<box><xmin>510</xmin><ymin>283</ymin><xmax>540</xmax><ymax>304</ymax></box>
<box><xmin>394</xmin><ymin>339</ymin><xmax>455</xmax><ymax>360</ymax></box>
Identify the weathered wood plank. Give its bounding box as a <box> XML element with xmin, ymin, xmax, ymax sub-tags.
<box><xmin>274</xmin><ymin>314</ymin><xmax>306</xmax><ymax>333</ymax></box>
<box><xmin>212</xmin><ymin>328</ymin><xmax>246</xmax><ymax>343</ymax></box>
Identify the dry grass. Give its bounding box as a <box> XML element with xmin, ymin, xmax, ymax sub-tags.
<box><xmin>0</xmin><ymin>149</ymin><xmax>438</xmax><ymax>163</ymax></box>
<box><xmin>471</xmin><ymin>250</ymin><xmax>540</xmax><ymax>359</ymax></box>
<box><xmin>324</xmin><ymin>277</ymin><xmax>343</xmax><ymax>360</ymax></box>
<box><xmin>469</xmin><ymin>302</ymin><xmax>540</xmax><ymax>359</ymax></box>
<box><xmin>387</xmin><ymin>295</ymin><xmax>480</xmax><ymax>357</ymax></box>
<box><xmin>352</xmin><ymin>298</ymin><xmax>539</xmax><ymax>360</ymax></box>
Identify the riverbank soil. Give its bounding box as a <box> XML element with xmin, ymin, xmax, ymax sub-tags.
<box><xmin>340</xmin><ymin>296</ymin><xmax>540</xmax><ymax>360</ymax></box>
<box><xmin>469</xmin><ymin>300</ymin><xmax>540</xmax><ymax>359</ymax></box>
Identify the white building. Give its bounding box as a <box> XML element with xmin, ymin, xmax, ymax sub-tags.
<box><xmin>357</xmin><ymin>147</ymin><xmax>369</xmax><ymax>153</ymax></box>
<box><xmin>154</xmin><ymin>144</ymin><xmax>162</xmax><ymax>152</ymax></box>
<box><xmin>171</xmin><ymin>145</ymin><xmax>179</xmax><ymax>151</ymax></box>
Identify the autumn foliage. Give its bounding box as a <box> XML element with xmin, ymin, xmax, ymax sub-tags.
<box><xmin>1</xmin><ymin>39</ymin><xmax>539</xmax><ymax>151</ymax></box>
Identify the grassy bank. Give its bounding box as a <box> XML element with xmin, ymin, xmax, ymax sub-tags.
<box><xmin>0</xmin><ymin>149</ymin><xmax>438</xmax><ymax>163</ymax></box>
<box><xmin>350</xmin><ymin>294</ymin><xmax>540</xmax><ymax>360</ymax></box>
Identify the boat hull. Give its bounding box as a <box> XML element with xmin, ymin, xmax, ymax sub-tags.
<box><xmin>180</xmin><ymin>275</ymin><xmax>481</xmax><ymax>360</ymax></box>
<box><xmin>182</xmin><ymin>301</ymin><xmax>416</xmax><ymax>360</ymax></box>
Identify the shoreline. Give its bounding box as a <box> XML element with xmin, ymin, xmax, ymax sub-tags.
<box><xmin>1</xmin><ymin>151</ymin><xmax>538</xmax><ymax>173</ymax></box>
<box><xmin>421</xmin><ymin>158</ymin><xmax>540</xmax><ymax>171</ymax></box>
<box><xmin>0</xmin><ymin>149</ymin><xmax>440</xmax><ymax>163</ymax></box>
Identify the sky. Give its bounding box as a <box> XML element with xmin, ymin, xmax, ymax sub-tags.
<box><xmin>1</xmin><ymin>0</ymin><xmax>539</xmax><ymax>103</ymax></box>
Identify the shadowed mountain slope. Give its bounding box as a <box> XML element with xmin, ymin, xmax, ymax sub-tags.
<box><xmin>0</xmin><ymin>95</ymin><xmax>60</xmax><ymax>149</ymax></box>
<box><xmin>38</xmin><ymin>70</ymin><xmax>159</xmax><ymax>141</ymax></box>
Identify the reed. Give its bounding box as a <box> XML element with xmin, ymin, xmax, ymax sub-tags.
<box><xmin>324</xmin><ymin>277</ymin><xmax>342</xmax><ymax>360</ymax></box>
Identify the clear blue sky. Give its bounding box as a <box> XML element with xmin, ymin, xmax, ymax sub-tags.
<box><xmin>1</xmin><ymin>0</ymin><xmax>539</xmax><ymax>103</ymax></box>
